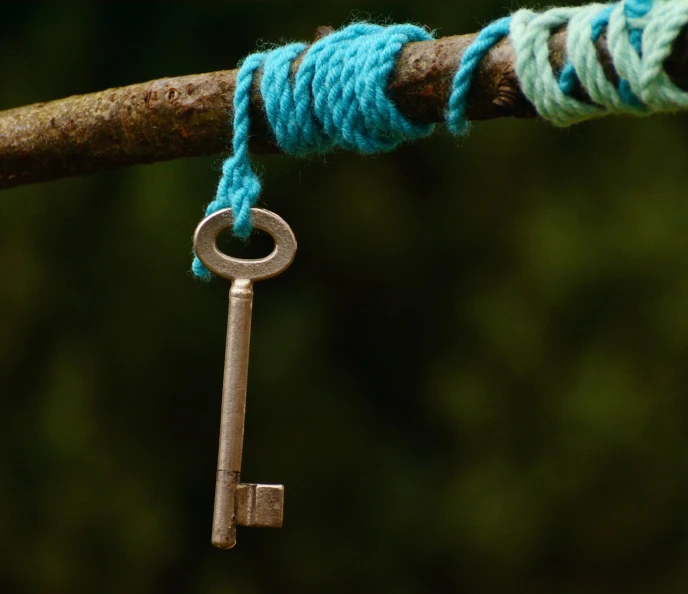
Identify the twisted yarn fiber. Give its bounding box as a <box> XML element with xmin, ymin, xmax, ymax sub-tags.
<box><xmin>194</xmin><ymin>3</ymin><xmax>688</xmax><ymax>279</ymax></box>
<box><xmin>446</xmin><ymin>0</ymin><xmax>688</xmax><ymax>133</ymax></box>
<box><xmin>192</xmin><ymin>23</ymin><xmax>434</xmax><ymax>280</ymax></box>
<box><xmin>511</xmin><ymin>0</ymin><xmax>688</xmax><ymax>126</ymax></box>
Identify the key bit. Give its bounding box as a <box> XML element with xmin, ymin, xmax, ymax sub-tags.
<box><xmin>193</xmin><ymin>208</ymin><xmax>297</xmax><ymax>549</ymax></box>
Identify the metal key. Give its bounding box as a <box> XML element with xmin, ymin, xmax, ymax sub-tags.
<box><xmin>193</xmin><ymin>208</ymin><xmax>297</xmax><ymax>549</ymax></box>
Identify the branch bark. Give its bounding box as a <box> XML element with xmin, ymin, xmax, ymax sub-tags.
<box><xmin>1</xmin><ymin>25</ymin><xmax>687</xmax><ymax>190</ymax></box>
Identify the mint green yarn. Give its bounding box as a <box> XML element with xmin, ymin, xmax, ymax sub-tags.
<box><xmin>640</xmin><ymin>0</ymin><xmax>688</xmax><ymax>109</ymax></box>
<box><xmin>511</xmin><ymin>8</ymin><xmax>605</xmax><ymax>126</ymax></box>
<box><xmin>566</xmin><ymin>4</ymin><xmax>645</xmax><ymax>114</ymax></box>
<box><xmin>608</xmin><ymin>2</ymin><xmax>647</xmax><ymax>97</ymax></box>
<box><xmin>510</xmin><ymin>0</ymin><xmax>688</xmax><ymax>128</ymax></box>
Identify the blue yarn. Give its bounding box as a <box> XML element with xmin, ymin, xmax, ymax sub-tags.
<box><xmin>557</xmin><ymin>3</ymin><xmax>644</xmax><ymax>107</ymax></box>
<box><xmin>558</xmin><ymin>64</ymin><xmax>578</xmax><ymax>96</ymax></box>
<box><xmin>559</xmin><ymin>5</ymin><xmax>615</xmax><ymax>95</ymax></box>
<box><xmin>261</xmin><ymin>43</ymin><xmax>317</xmax><ymax>156</ymax></box>
<box><xmin>192</xmin><ymin>52</ymin><xmax>265</xmax><ymax>280</ymax></box>
<box><xmin>446</xmin><ymin>16</ymin><xmax>512</xmax><ymax>135</ymax></box>
<box><xmin>618</xmin><ymin>0</ymin><xmax>653</xmax><ymax>104</ymax></box>
<box><xmin>192</xmin><ymin>23</ymin><xmax>433</xmax><ymax>279</ymax></box>
<box><xmin>618</xmin><ymin>78</ymin><xmax>645</xmax><ymax>107</ymax></box>
<box><xmin>591</xmin><ymin>5</ymin><xmax>616</xmax><ymax>40</ymax></box>
<box><xmin>194</xmin><ymin>3</ymin><xmax>688</xmax><ymax>279</ymax></box>
<box><xmin>624</xmin><ymin>0</ymin><xmax>653</xmax><ymax>52</ymax></box>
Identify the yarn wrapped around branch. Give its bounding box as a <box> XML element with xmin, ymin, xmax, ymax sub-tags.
<box><xmin>192</xmin><ymin>0</ymin><xmax>688</xmax><ymax>280</ymax></box>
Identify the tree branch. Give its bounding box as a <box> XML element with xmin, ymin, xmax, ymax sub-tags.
<box><xmin>1</xmin><ymin>25</ymin><xmax>687</xmax><ymax>190</ymax></box>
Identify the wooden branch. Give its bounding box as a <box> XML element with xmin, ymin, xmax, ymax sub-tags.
<box><xmin>0</xmin><ymin>25</ymin><xmax>687</xmax><ymax>190</ymax></box>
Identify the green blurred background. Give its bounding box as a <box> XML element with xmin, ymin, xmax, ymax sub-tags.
<box><xmin>2</xmin><ymin>1</ymin><xmax>688</xmax><ymax>592</ymax></box>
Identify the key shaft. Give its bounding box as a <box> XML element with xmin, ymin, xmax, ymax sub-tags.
<box><xmin>212</xmin><ymin>277</ymin><xmax>254</xmax><ymax>548</ymax></box>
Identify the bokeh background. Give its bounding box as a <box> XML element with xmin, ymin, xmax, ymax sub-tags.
<box><xmin>2</xmin><ymin>1</ymin><xmax>688</xmax><ymax>593</ymax></box>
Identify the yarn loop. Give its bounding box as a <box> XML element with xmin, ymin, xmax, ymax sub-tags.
<box><xmin>192</xmin><ymin>23</ymin><xmax>433</xmax><ymax>280</ymax></box>
<box><xmin>509</xmin><ymin>0</ymin><xmax>688</xmax><ymax>127</ymax></box>
<box><xmin>193</xmin><ymin>0</ymin><xmax>688</xmax><ymax>280</ymax></box>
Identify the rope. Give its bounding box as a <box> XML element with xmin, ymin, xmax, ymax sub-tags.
<box><xmin>193</xmin><ymin>0</ymin><xmax>688</xmax><ymax>280</ymax></box>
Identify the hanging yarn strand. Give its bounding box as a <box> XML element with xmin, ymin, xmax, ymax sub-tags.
<box><xmin>192</xmin><ymin>23</ymin><xmax>434</xmax><ymax>280</ymax></box>
<box><xmin>193</xmin><ymin>0</ymin><xmax>688</xmax><ymax>279</ymax></box>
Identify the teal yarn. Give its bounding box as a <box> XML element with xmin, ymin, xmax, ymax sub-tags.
<box><xmin>446</xmin><ymin>16</ymin><xmax>512</xmax><ymax>135</ymax></box>
<box><xmin>193</xmin><ymin>3</ymin><xmax>688</xmax><ymax>279</ymax></box>
<box><xmin>558</xmin><ymin>5</ymin><xmax>615</xmax><ymax>96</ymax></box>
<box><xmin>624</xmin><ymin>0</ymin><xmax>654</xmax><ymax>51</ymax></box>
<box><xmin>192</xmin><ymin>23</ymin><xmax>434</xmax><ymax>280</ymax></box>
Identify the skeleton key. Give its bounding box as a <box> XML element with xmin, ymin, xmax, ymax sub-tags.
<box><xmin>193</xmin><ymin>208</ymin><xmax>297</xmax><ymax>549</ymax></box>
